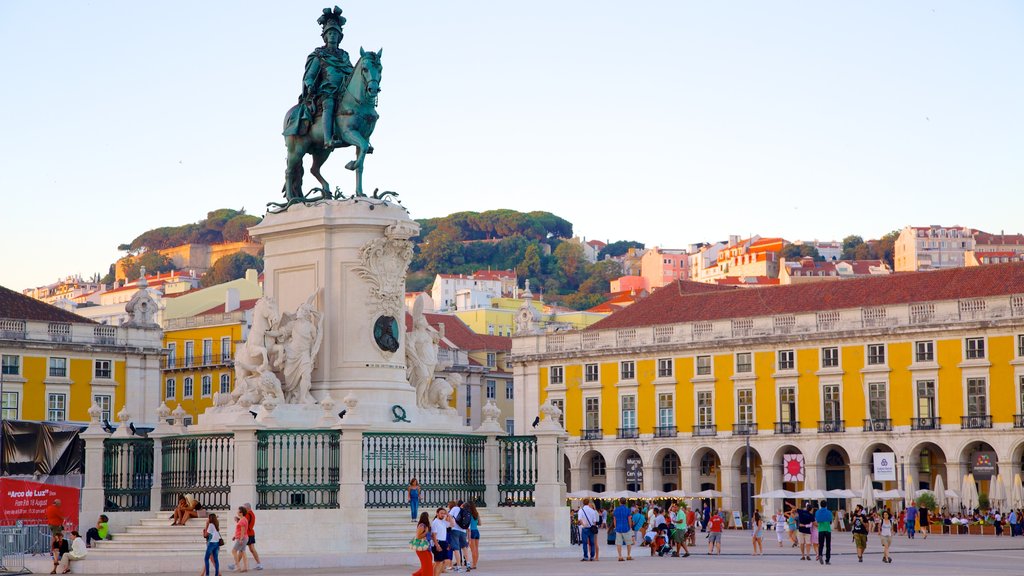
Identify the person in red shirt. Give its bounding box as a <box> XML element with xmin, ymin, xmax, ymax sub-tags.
<box><xmin>45</xmin><ymin>499</ymin><xmax>64</xmax><ymax>537</ymax></box>
<box><xmin>685</xmin><ymin>508</ymin><xmax>697</xmax><ymax>546</ymax></box>
<box><xmin>707</xmin><ymin>512</ymin><xmax>724</xmax><ymax>555</ymax></box>
<box><xmin>242</xmin><ymin>503</ymin><xmax>263</xmax><ymax>570</ymax></box>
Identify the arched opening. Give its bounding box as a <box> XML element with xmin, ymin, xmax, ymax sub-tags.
<box><xmin>692</xmin><ymin>447</ymin><xmax>721</xmax><ymax>511</ymax></box>
<box><xmin>908</xmin><ymin>441</ymin><xmax>947</xmax><ymax>494</ymax></box>
<box><xmin>819</xmin><ymin>445</ymin><xmax>849</xmax><ymax>511</ymax></box>
<box><xmin>862</xmin><ymin>443</ymin><xmax>898</xmax><ymax>492</ymax></box>
<box><xmin>580</xmin><ymin>451</ymin><xmax>606</xmax><ymax>492</ymax></box>
<box><xmin>961</xmin><ymin>440</ymin><xmax>997</xmax><ymax>505</ymax></box>
<box><xmin>774</xmin><ymin>445</ymin><xmax>805</xmax><ymax>509</ymax></box>
<box><xmin>732</xmin><ymin>446</ymin><xmax>763</xmax><ymax>519</ymax></box>
<box><xmin>616</xmin><ymin>449</ymin><xmax>643</xmax><ymax>492</ymax></box>
<box><xmin>654</xmin><ymin>448</ymin><xmax>682</xmax><ymax>492</ymax></box>
<box><xmin>563</xmin><ymin>454</ymin><xmax>572</xmax><ymax>492</ymax></box>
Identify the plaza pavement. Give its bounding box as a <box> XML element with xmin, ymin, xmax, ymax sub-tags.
<box><xmin>135</xmin><ymin>530</ymin><xmax>1024</xmax><ymax>576</ymax></box>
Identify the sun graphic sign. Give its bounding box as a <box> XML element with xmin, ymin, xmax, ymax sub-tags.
<box><xmin>783</xmin><ymin>453</ymin><xmax>805</xmax><ymax>482</ymax></box>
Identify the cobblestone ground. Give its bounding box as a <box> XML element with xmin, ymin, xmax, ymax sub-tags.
<box><xmin>149</xmin><ymin>531</ymin><xmax>1024</xmax><ymax>576</ymax></box>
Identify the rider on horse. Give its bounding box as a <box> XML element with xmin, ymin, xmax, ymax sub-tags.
<box><xmin>285</xmin><ymin>6</ymin><xmax>354</xmax><ymax>148</ymax></box>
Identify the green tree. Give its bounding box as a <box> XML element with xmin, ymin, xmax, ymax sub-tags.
<box><xmin>121</xmin><ymin>251</ymin><xmax>177</xmax><ymax>281</ymax></box>
<box><xmin>222</xmin><ymin>214</ymin><xmax>262</xmax><ymax>242</ymax></box>
<box><xmin>201</xmin><ymin>252</ymin><xmax>263</xmax><ymax>287</ymax></box>
<box><xmin>553</xmin><ymin>241</ymin><xmax>587</xmax><ymax>288</ymax></box>
<box><xmin>874</xmin><ymin>230</ymin><xmax>900</xmax><ymax>269</ymax></box>
<box><xmin>416</xmin><ymin>223</ymin><xmax>463</xmax><ymax>273</ymax></box>
<box><xmin>598</xmin><ymin>240</ymin><xmax>645</xmax><ymax>260</ymax></box>
<box><xmin>517</xmin><ymin>244</ymin><xmax>542</xmax><ymax>279</ymax></box>
<box><xmin>781</xmin><ymin>244</ymin><xmax>822</xmax><ymax>261</ymax></box>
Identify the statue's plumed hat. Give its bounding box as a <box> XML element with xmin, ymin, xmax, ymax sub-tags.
<box><xmin>318</xmin><ymin>6</ymin><xmax>346</xmax><ymax>34</ymax></box>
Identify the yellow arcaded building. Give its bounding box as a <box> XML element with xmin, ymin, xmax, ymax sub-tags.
<box><xmin>511</xmin><ymin>263</ymin><xmax>1024</xmax><ymax>517</ymax></box>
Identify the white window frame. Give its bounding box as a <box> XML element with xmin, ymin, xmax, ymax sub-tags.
<box><xmin>549</xmin><ymin>365</ymin><xmax>564</xmax><ymax>385</ymax></box>
<box><xmin>777</xmin><ymin>350</ymin><xmax>795</xmax><ymax>371</ymax></box>
<box><xmin>657</xmin><ymin>358</ymin><xmax>673</xmax><ymax>378</ymax></box>
<box><xmin>183</xmin><ymin>376</ymin><xmax>194</xmax><ymax>398</ymax></box>
<box><xmin>219</xmin><ymin>373</ymin><xmax>231</xmax><ymax>395</ymax></box>
<box><xmin>736</xmin><ymin>388</ymin><xmax>754</xmax><ymax>424</ymax></box>
<box><xmin>915</xmin><ymin>379</ymin><xmax>937</xmax><ymax>419</ymax></box>
<box><xmin>620</xmin><ymin>361</ymin><xmax>636</xmax><ymax>381</ymax></box>
<box><xmin>735</xmin><ymin>352</ymin><xmax>753</xmax><ymax>374</ymax></box>
<box><xmin>94</xmin><ymin>359</ymin><xmax>113</xmax><ymax>380</ymax></box>
<box><xmin>184</xmin><ymin>341</ymin><xmax>195</xmax><ymax>366</ymax></box>
<box><xmin>202</xmin><ymin>338</ymin><xmax>213</xmax><ymax>364</ymax></box>
<box><xmin>915</xmin><ymin>340</ymin><xmax>935</xmax><ymax>363</ymax></box>
<box><xmin>867</xmin><ymin>343</ymin><xmax>886</xmax><ymax>366</ymax></box>
<box><xmin>47</xmin><ymin>392</ymin><xmax>68</xmax><ymax>422</ymax></box>
<box><xmin>821</xmin><ymin>347</ymin><xmax>839</xmax><ymax>369</ymax></box>
<box><xmin>584</xmin><ymin>396</ymin><xmax>600</xmax><ymax>430</ymax></box>
<box><xmin>221</xmin><ymin>336</ymin><xmax>232</xmax><ymax>362</ymax></box>
<box><xmin>695</xmin><ymin>355</ymin><xmax>712</xmax><ymax>376</ymax></box>
<box><xmin>201</xmin><ymin>374</ymin><xmax>212</xmax><ymax>397</ymax></box>
<box><xmin>778</xmin><ymin>386</ymin><xmax>798</xmax><ymax>424</ymax></box>
<box><xmin>821</xmin><ymin>382</ymin><xmax>842</xmax><ymax>422</ymax></box>
<box><xmin>1</xmin><ymin>388</ymin><xmax>20</xmax><ymax>420</ymax></box>
<box><xmin>1</xmin><ymin>354</ymin><xmax>21</xmax><ymax>376</ymax></box>
<box><xmin>657</xmin><ymin>393</ymin><xmax>674</xmax><ymax>427</ymax></box>
<box><xmin>584</xmin><ymin>363</ymin><xmax>599</xmax><ymax>383</ymax></box>
<box><xmin>867</xmin><ymin>382</ymin><xmax>889</xmax><ymax>420</ymax></box>
<box><xmin>165</xmin><ymin>378</ymin><xmax>176</xmax><ymax>400</ymax></box>
<box><xmin>486</xmin><ymin>379</ymin><xmax>496</xmax><ymax>400</ymax></box>
<box><xmin>695</xmin><ymin>388</ymin><xmax>714</xmax><ymax>426</ymax></box>
<box><xmin>93</xmin><ymin>394</ymin><xmax>112</xmax><ymax>422</ymax></box>
<box><xmin>505</xmin><ymin>381</ymin><xmax>514</xmax><ymax>400</ymax></box>
<box><xmin>486</xmin><ymin>352</ymin><xmax>497</xmax><ymax>368</ymax></box>
<box><xmin>965</xmin><ymin>377</ymin><xmax>988</xmax><ymax>417</ymax></box>
<box><xmin>48</xmin><ymin>357</ymin><xmax>68</xmax><ymax>378</ymax></box>
<box><xmin>620</xmin><ymin>394</ymin><xmax>637</xmax><ymax>429</ymax></box>
<box><xmin>965</xmin><ymin>337</ymin><xmax>986</xmax><ymax>360</ymax></box>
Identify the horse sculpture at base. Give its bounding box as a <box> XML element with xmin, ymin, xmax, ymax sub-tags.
<box><xmin>279</xmin><ymin>48</ymin><xmax>382</xmax><ymax>207</ymax></box>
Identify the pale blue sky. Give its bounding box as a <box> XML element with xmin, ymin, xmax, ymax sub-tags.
<box><xmin>2</xmin><ymin>1</ymin><xmax>1022</xmax><ymax>290</ymax></box>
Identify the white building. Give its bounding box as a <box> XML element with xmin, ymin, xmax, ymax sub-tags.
<box><xmin>430</xmin><ymin>273</ymin><xmax>504</xmax><ymax>312</ymax></box>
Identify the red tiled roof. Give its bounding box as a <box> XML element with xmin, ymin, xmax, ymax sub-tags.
<box><xmin>471</xmin><ymin>269</ymin><xmax>516</xmax><ymax>281</ymax></box>
<box><xmin>586</xmin><ymin>290</ymin><xmax>645</xmax><ymax>314</ymax></box>
<box><xmin>713</xmin><ymin>276</ymin><xmax>780</xmax><ymax>286</ymax></box>
<box><xmin>404</xmin><ymin>313</ymin><xmax>510</xmax><ymax>351</ymax></box>
<box><xmin>587</xmin><ymin>240</ymin><xmax>607</xmax><ymax>249</ymax></box>
<box><xmin>974</xmin><ymin>231</ymin><xmax>1024</xmax><ymax>246</ymax></box>
<box><xmin>787</xmin><ymin>259</ymin><xmax>887</xmax><ymax>276</ymax></box>
<box><xmin>197</xmin><ymin>298</ymin><xmax>260</xmax><ymax>316</ymax></box>
<box><xmin>0</xmin><ymin>285</ymin><xmax>97</xmax><ymax>324</ymax></box>
<box><xmin>588</xmin><ymin>262</ymin><xmax>1024</xmax><ymax>330</ymax></box>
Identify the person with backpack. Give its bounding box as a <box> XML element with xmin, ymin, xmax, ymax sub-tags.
<box><xmin>448</xmin><ymin>500</ymin><xmax>470</xmax><ymax>572</ymax></box>
<box><xmin>577</xmin><ymin>498</ymin><xmax>599</xmax><ymax>561</ymax></box>
<box><xmin>851</xmin><ymin>505</ymin><xmax>869</xmax><ymax>563</ymax></box>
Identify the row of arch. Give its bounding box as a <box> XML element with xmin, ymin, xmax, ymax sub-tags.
<box><xmin>567</xmin><ymin>439</ymin><xmax>1022</xmax><ymax>517</ymax></box>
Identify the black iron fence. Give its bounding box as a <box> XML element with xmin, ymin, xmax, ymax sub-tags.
<box><xmin>103</xmin><ymin>437</ymin><xmax>154</xmax><ymax>512</ymax></box>
<box><xmin>362</xmin><ymin>432</ymin><xmax>486</xmax><ymax>508</ymax></box>
<box><xmin>498</xmin><ymin>435</ymin><xmax>536</xmax><ymax>507</ymax></box>
<box><xmin>161</xmin><ymin>433</ymin><xmax>234</xmax><ymax>510</ymax></box>
<box><xmin>255</xmin><ymin>429</ymin><xmax>340</xmax><ymax>510</ymax></box>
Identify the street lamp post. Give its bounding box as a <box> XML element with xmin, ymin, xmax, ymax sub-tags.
<box><xmin>900</xmin><ymin>455</ymin><xmax>906</xmax><ymax>504</ymax></box>
<box><xmin>745</xmin><ymin>434</ymin><xmax>753</xmax><ymax>526</ymax></box>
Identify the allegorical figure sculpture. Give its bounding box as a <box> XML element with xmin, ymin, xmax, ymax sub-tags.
<box><xmin>406</xmin><ymin>295</ymin><xmax>442</xmax><ymax>408</ymax></box>
<box><xmin>228</xmin><ymin>291</ymin><xmax>322</xmax><ymax>408</ymax></box>
<box><xmin>280</xmin><ymin>6</ymin><xmax>383</xmax><ymax>204</ymax></box>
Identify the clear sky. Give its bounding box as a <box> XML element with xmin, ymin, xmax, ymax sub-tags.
<box><xmin>1</xmin><ymin>1</ymin><xmax>1022</xmax><ymax>291</ymax></box>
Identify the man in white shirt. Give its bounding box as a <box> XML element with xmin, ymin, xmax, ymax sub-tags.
<box><xmin>57</xmin><ymin>530</ymin><xmax>87</xmax><ymax>573</ymax></box>
<box><xmin>448</xmin><ymin>500</ymin><xmax>468</xmax><ymax>573</ymax></box>
<box><xmin>576</xmin><ymin>498</ymin><xmax>599</xmax><ymax>561</ymax></box>
<box><xmin>430</xmin><ymin>508</ymin><xmax>451</xmax><ymax>572</ymax></box>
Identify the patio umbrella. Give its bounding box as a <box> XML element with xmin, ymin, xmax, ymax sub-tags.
<box><xmin>962</xmin><ymin>474</ymin><xmax>979</xmax><ymax>511</ymax></box>
<box><xmin>610</xmin><ymin>490</ymin><xmax>639</xmax><ymax>500</ymax></box>
<box><xmin>861</xmin><ymin>474</ymin><xmax>875</xmax><ymax>507</ymax></box>
<box><xmin>934</xmin><ymin>475</ymin><xmax>946</xmax><ymax>511</ymax></box>
<box><xmin>877</xmin><ymin>489</ymin><xmax>905</xmax><ymax>500</ymax></box>
<box><xmin>990</xmin><ymin>474</ymin><xmax>1006</xmax><ymax>507</ymax></box>
<box><xmin>1013</xmin><ymin>474</ymin><xmax>1024</xmax><ymax>509</ymax></box>
<box><xmin>825</xmin><ymin>489</ymin><xmax>856</xmax><ymax>499</ymax></box>
<box><xmin>567</xmin><ymin>490</ymin><xmax>598</xmax><ymax>499</ymax></box>
<box><xmin>665</xmin><ymin>489</ymin><xmax>689</xmax><ymax>499</ymax></box>
<box><xmin>694</xmin><ymin>489</ymin><xmax>724</xmax><ymax>498</ymax></box>
<box><xmin>636</xmin><ymin>490</ymin><xmax>665</xmax><ymax>500</ymax></box>
<box><xmin>754</xmin><ymin>489</ymin><xmax>796</xmax><ymax>499</ymax></box>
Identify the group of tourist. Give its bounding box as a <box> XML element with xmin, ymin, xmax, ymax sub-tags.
<box><xmin>44</xmin><ymin>499</ymin><xmax>86</xmax><ymax>574</ymax></box>
<box><xmin>408</xmin><ymin>480</ymin><xmax>482</xmax><ymax>576</ymax></box>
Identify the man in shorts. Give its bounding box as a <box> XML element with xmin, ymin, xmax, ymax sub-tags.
<box><xmin>795</xmin><ymin>502</ymin><xmax>815</xmax><ymax>561</ymax></box>
<box><xmin>430</xmin><ymin>508</ymin><xmax>451</xmax><ymax>572</ymax></box>
<box><xmin>707</xmin><ymin>510</ymin><xmax>724</xmax><ymax>555</ymax></box>
<box><xmin>612</xmin><ymin>497</ymin><xmax>634</xmax><ymax>561</ymax></box>
<box><xmin>243</xmin><ymin>503</ymin><xmax>263</xmax><ymax>570</ymax></box>
<box><xmin>448</xmin><ymin>500</ymin><xmax>468</xmax><ymax>572</ymax></box>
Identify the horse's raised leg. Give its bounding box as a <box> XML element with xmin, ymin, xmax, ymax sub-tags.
<box><xmin>341</xmin><ymin>129</ymin><xmax>370</xmax><ymax>197</ymax></box>
<box><xmin>309</xmin><ymin>147</ymin><xmax>332</xmax><ymax>198</ymax></box>
<box><xmin>284</xmin><ymin>137</ymin><xmax>306</xmax><ymax>200</ymax></box>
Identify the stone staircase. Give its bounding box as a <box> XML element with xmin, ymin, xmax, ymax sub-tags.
<box><xmin>367</xmin><ymin>507</ymin><xmax>553</xmax><ymax>552</ymax></box>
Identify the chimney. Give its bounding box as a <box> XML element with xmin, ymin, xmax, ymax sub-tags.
<box><xmin>729</xmin><ymin>235</ymin><xmax>740</xmax><ymax>246</ymax></box>
<box><xmin>245</xmin><ymin>268</ymin><xmax>258</xmax><ymax>284</ymax></box>
<box><xmin>225</xmin><ymin>288</ymin><xmax>240</xmax><ymax>313</ymax></box>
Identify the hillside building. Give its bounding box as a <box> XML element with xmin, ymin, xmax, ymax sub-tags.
<box><xmin>780</xmin><ymin>257</ymin><xmax>891</xmax><ymax>284</ymax></box>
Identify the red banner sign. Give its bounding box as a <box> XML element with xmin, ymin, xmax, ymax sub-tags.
<box><xmin>0</xmin><ymin>478</ymin><xmax>80</xmax><ymax>529</ymax></box>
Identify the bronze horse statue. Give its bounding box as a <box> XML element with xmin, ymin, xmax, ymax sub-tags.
<box><xmin>282</xmin><ymin>48</ymin><xmax>382</xmax><ymax>202</ymax></box>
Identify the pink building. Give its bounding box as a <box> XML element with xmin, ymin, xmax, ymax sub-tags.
<box><xmin>640</xmin><ymin>247</ymin><xmax>689</xmax><ymax>289</ymax></box>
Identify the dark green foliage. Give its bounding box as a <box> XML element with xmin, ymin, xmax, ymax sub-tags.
<box><xmin>416</xmin><ymin>210</ymin><xmax>572</xmax><ymax>242</ymax></box>
<box><xmin>121</xmin><ymin>252</ymin><xmax>177</xmax><ymax>281</ymax></box>
<box><xmin>201</xmin><ymin>252</ymin><xmax>264</xmax><ymax>288</ymax></box>
<box><xmin>840</xmin><ymin>231</ymin><xmax>898</xmax><ymax>268</ymax></box>
<box><xmin>781</xmin><ymin>244</ymin><xmax>823</xmax><ymax>261</ymax></box>
<box><xmin>128</xmin><ymin>209</ymin><xmax>262</xmax><ymax>251</ymax></box>
<box><xmin>598</xmin><ymin>240</ymin><xmax>644</xmax><ymax>260</ymax></box>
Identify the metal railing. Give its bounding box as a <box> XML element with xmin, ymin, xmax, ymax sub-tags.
<box><xmin>653</xmin><ymin>425</ymin><xmax>677</xmax><ymax>438</ymax></box>
<box><xmin>732</xmin><ymin>422</ymin><xmax>758</xmax><ymax>436</ymax></box>
<box><xmin>0</xmin><ymin>524</ymin><xmax>53</xmax><ymax>572</ymax></box>
<box><xmin>581</xmin><ymin>428</ymin><xmax>602</xmax><ymax>440</ymax></box>
<box><xmin>256</xmin><ymin>429</ymin><xmax>340</xmax><ymax>510</ymax></box>
<box><xmin>161</xmin><ymin>433</ymin><xmax>235</xmax><ymax>510</ymax></box>
<box><xmin>103</xmin><ymin>437</ymin><xmax>154</xmax><ymax>512</ymax></box>
<box><xmin>616</xmin><ymin>427</ymin><xmax>639</xmax><ymax>439</ymax></box>
<box><xmin>774</xmin><ymin>421</ymin><xmax>800</xmax><ymax>435</ymax></box>
<box><xmin>162</xmin><ymin>354</ymin><xmax>232</xmax><ymax>370</ymax></box>
<box><xmin>862</xmin><ymin>418</ymin><xmax>892</xmax><ymax>432</ymax></box>
<box><xmin>911</xmin><ymin>417</ymin><xmax>939</xmax><ymax>430</ymax></box>
<box><xmin>497</xmin><ymin>435</ymin><xmax>536</xmax><ymax>507</ymax></box>
<box><xmin>817</xmin><ymin>420</ymin><xmax>845</xmax><ymax>433</ymax></box>
<box><xmin>1015</xmin><ymin>414</ymin><xmax>1024</xmax><ymax>428</ymax></box>
<box><xmin>362</xmin><ymin>432</ymin><xmax>486</xmax><ymax>508</ymax></box>
<box><xmin>692</xmin><ymin>424</ymin><xmax>717</xmax><ymax>437</ymax></box>
<box><xmin>961</xmin><ymin>415</ymin><xmax>992</xmax><ymax>429</ymax></box>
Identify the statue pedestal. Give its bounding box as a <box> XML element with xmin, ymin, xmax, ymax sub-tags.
<box><xmin>246</xmin><ymin>199</ymin><xmax>466</xmax><ymax>431</ymax></box>
<box><xmin>256</xmin><ymin>403</ymin><xmax>324</xmax><ymax>427</ymax></box>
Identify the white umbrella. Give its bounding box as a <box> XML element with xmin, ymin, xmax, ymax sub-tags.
<box><xmin>609</xmin><ymin>490</ymin><xmax>639</xmax><ymax>500</ymax></box>
<box><xmin>796</xmin><ymin>489</ymin><xmax>827</xmax><ymax>500</ymax></box>
<box><xmin>754</xmin><ymin>489</ymin><xmax>796</xmax><ymax>499</ymax></box>
<box><xmin>825</xmin><ymin>489</ymin><xmax>856</xmax><ymax>499</ymax></box>
<box><xmin>567</xmin><ymin>490</ymin><xmax>598</xmax><ymax>499</ymax></box>
<box><xmin>1013</xmin><ymin>474</ymin><xmax>1024</xmax><ymax>509</ymax></box>
<box><xmin>962</xmin><ymin>474</ymin><xmax>979</xmax><ymax>511</ymax></box>
<box><xmin>861</xmin><ymin>474</ymin><xmax>875</xmax><ymax>507</ymax></box>
<box><xmin>914</xmin><ymin>489</ymin><xmax>934</xmax><ymax>498</ymax></box>
<box><xmin>990</xmin><ymin>474</ymin><xmax>1006</xmax><ymax>506</ymax></box>
<box><xmin>665</xmin><ymin>489</ymin><xmax>689</xmax><ymax>499</ymax></box>
<box><xmin>934</xmin><ymin>475</ymin><xmax>946</xmax><ymax>511</ymax></box>
<box><xmin>636</xmin><ymin>490</ymin><xmax>665</xmax><ymax>500</ymax></box>
<box><xmin>877</xmin><ymin>489</ymin><xmax>906</xmax><ymax>500</ymax></box>
<box><xmin>694</xmin><ymin>489</ymin><xmax>724</xmax><ymax>498</ymax></box>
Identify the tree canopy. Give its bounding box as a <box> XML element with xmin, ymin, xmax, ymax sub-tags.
<box><xmin>201</xmin><ymin>252</ymin><xmax>264</xmax><ymax>287</ymax></box>
<box><xmin>598</xmin><ymin>240</ymin><xmax>645</xmax><ymax>260</ymax></box>
<box><xmin>125</xmin><ymin>209</ymin><xmax>261</xmax><ymax>252</ymax></box>
<box><xmin>416</xmin><ymin>209</ymin><xmax>572</xmax><ymax>242</ymax></box>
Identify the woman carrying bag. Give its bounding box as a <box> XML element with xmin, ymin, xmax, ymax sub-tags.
<box><xmin>410</xmin><ymin>512</ymin><xmax>432</xmax><ymax>576</ymax></box>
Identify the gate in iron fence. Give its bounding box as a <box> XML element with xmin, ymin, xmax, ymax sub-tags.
<box><xmin>102</xmin><ymin>437</ymin><xmax>154</xmax><ymax>512</ymax></box>
<box><xmin>161</xmin><ymin>433</ymin><xmax>234</xmax><ymax>511</ymax></box>
<box><xmin>255</xmin><ymin>429</ymin><xmax>340</xmax><ymax>510</ymax></box>
<box><xmin>0</xmin><ymin>524</ymin><xmax>51</xmax><ymax>574</ymax></box>
<box><xmin>497</xmin><ymin>435</ymin><xmax>537</xmax><ymax>506</ymax></box>
<box><xmin>363</xmin><ymin>432</ymin><xmax>486</xmax><ymax>508</ymax></box>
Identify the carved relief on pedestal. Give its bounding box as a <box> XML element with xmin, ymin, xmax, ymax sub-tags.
<box><xmin>353</xmin><ymin>219</ymin><xmax>418</xmax><ymax>359</ymax></box>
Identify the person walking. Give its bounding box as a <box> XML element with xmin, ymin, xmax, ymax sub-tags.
<box><xmin>201</xmin><ymin>514</ymin><xmax>222</xmax><ymax>576</ymax></box>
<box><xmin>466</xmin><ymin>501</ymin><xmax>480</xmax><ymax>571</ymax></box>
<box><xmin>701</xmin><ymin>502</ymin><xmax>711</xmax><ymax>532</ymax></box>
<box><xmin>630</xmin><ymin>505</ymin><xmax>645</xmax><ymax>547</ymax></box>
<box><xmin>46</xmin><ymin>499</ymin><xmax>64</xmax><ymax>538</ymax></box>
<box><xmin>577</xmin><ymin>498</ymin><xmax>599</xmax><ymax>561</ymax></box>
<box><xmin>685</xmin><ymin>505</ymin><xmax>697</xmax><ymax>547</ymax></box>
<box><xmin>751</xmin><ymin>511</ymin><xmax>764</xmax><ymax>555</ymax></box>
<box><xmin>773</xmin><ymin>510</ymin><xmax>786</xmax><ymax>547</ymax></box>
<box><xmin>430</xmin><ymin>508</ymin><xmax>450</xmax><ymax>576</ymax></box>
<box><xmin>242</xmin><ymin>503</ymin><xmax>263</xmax><ymax>570</ymax></box>
<box><xmin>905</xmin><ymin>501</ymin><xmax>918</xmax><ymax>539</ymax></box>
<box><xmin>815</xmin><ymin>500</ymin><xmax>833</xmax><ymax>565</ymax></box>
<box><xmin>794</xmin><ymin>502</ymin><xmax>814</xmax><ymax>560</ymax></box>
<box><xmin>447</xmin><ymin>500</ymin><xmax>469</xmax><ymax>572</ymax></box>
<box><xmin>408</xmin><ymin>478</ymin><xmax>421</xmax><ymax>522</ymax></box>
<box><xmin>879</xmin><ymin>509</ymin><xmax>894</xmax><ymax>564</ymax></box>
<box><xmin>85</xmin><ymin>514</ymin><xmax>109</xmax><ymax>548</ymax></box>
<box><xmin>707</xmin><ymin>508</ymin><xmax>723</xmax><ymax>555</ymax></box>
<box><xmin>670</xmin><ymin>503</ymin><xmax>689</xmax><ymax>557</ymax></box>
<box><xmin>229</xmin><ymin>507</ymin><xmax>250</xmax><ymax>573</ymax></box>
<box><xmin>611</xmin><ymin>497</ymin><xmax>633</xmax><ymax>562</ymax></box>
<box><xmin>851</xmin><ymin>505</ymin><xmax>869</xmax><ymax>563</ymax></box>
<box><xmin>786</xmin><ymin>510</ymin><xmax>799</xmax><ymax>547</ymax></box>
<box><xmin>919</xmin><ymin>505</ymin><xmax>930</xmax><ymax>539</ymax></box>
<box><xmin>412</xmin><ymin>511</ymin><xmax>432</xmax><ymax>576</ymax></box>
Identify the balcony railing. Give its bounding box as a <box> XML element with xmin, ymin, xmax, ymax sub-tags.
<box><xmin>653</xmin><ymin>425</ymin><xmax>677</xmax><ymax>438</ymax></box>
<box><xmin>774</xmin><ymin>421</ymin><xmax>800</xmax><ymax>435</ymax></box>
<box><xmin>732</xmin><ymin>422</ymin><xmax>758</xmax><ymax>436</ymax></box>
<box><xmin>862</xmin><ymin>418</ymin><xmax>892</xmax><ymax>432</ymax></box>
<box><xmin>692</xmin><ymin>424</ymin><xmax>717</xmax><ymax>437</ymax></box>
<box><xmin>961</xmin><ymin>415</ymin><xmax>992</xmax><ymax>430</ymax></box>
<box><xmin>911</xmin><ymin>417</ymin><xmax>939</xmax><ymax>431</ymax></box>
<box><xmin>817</xmin><ymin>420</ymin><xmax>845</xmax><ymax>433</ymax></box>
<box><xmin>1015</xmin><ymin>414</ymin><xmax>1024</xmax><ymax>429</ymax></box>
<box><xmin>617</xmin><ymin>427</ymin><xmax>639</xmax><ymax>439</ymax></box>
<box><xmin>162</xmin><ymin>354</ymin><xmax>232</xmax><ymax>370</ymax></box>
<box><xmin>581</xmin><ymin>428</ymin><xmax>602</xmax><ymax>441</ymax></box>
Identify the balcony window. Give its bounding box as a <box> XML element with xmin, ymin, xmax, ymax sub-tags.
<box><xmin>696</xmin><ymin>355</ymin><xmax>712</xmax><ymax>376</ymax></box>
<box><xmin>221</xmin><ymin>337</ymin><xmax>232</xmax><ymax>362</ymax></box>
<box><xmin>657</xmin><ymin>358</ymin><xmax>673</xmax><ymax>378</ymax></box>
<box><xmin>48</xmin><ymin>357</ymin><xmax>68</xmax><ymax>378</ymax></box>
<box><xmin>93</xmin><ymin>394</ymin><xmax>112</xmax><ymax>423</ymax></box>
<box><xmin>965</xmin><ymin>337</ymin><xmax>985</xmax><ymax>360</ymax></box>
<box><xmin>47</xmin><ymin>393</ymin><xmax>67</xmax><ymax>422</ymax></box>
<box><xmin>697</xmin><ymin>391</ymin><xmax>713</xmax><ymax>426</ymax></box>
<box><xmin>779</xmin><ymin>387</ymin><xmax>796</xmax><ymax>424</ymax></box>
<box><xmin>1</xmin><ymin>355</ymin><xmax>20</xmax><ymax>376</ymax></box>
<box><xmin>822</xmin><ymin>384</ymin><xmax>841</xmax><ymax>422</ymax></box>
<box><xmin>202</xmin><ymin>339</ymin><xmax>213</xmax><ymax>365</ymax></box>
<box><xmin>621</xmin><ymin>395</ymin><xmax>636</xmax><ymax>429</ymax></box>
<box><xmin>620</xmin><ymin>361</ymin><xmax>635</xmax><ymax>380</ymax></box>
<box><xmin>584</xmin><ymin>363</ymin><xmax>599</xmax><ymax>383</ymax></box>
<box><xmin>736</xmin><ymin>352</ymin><xmax>752</xmax><ymax>373</ymax></box>
<box><xmin>737</xmin><ymin>389</ymin><xmax>753</xmax><ymax>424</ymax></box>
<box><xmin>966</xmin><ymin>378</ymin><xmax>987</xmax><ymax>417</ymax></box>
<box><xmin>821</xmin><ymin>347</ymin><xmax>839</xmax><ymax>368</ymax></box>
<box><xmin>219</xmin><ymin>373</ymin><xmax>231</xmax><ymax>394</ymax></box>
<box><xmin>867</xmin><ymin>344</ymin><xmax>886</xmax><ymax>365</ymax></box>
<box><xmin>915</xmin><ymin>341</ymin><xmax>934</xmax><ymax>362</ymax></box>
<box><xmin>94</xmin><ymin>359</ymin><xmax>113</xmax><ymax>379</ymax></box>
<box><xmin>584</xmin><ymin>397</ymin><xmax>600</xmax><ymax>438</ymax></box>
<box><xmin>184</xmin><ymin>342</ymin><xmax>195</xmax><ymax>367</ymax></box>
<box><xmin>658</xmin><ymin>393</ymin><xmax>674</xmax><ymax>427</ymax></box>
<box><xmin>777</xmin><ymin>350</ymin><xmax>795</xmax><ymax>371</ymax></box>
<box><xmin>550</xmin><ymin>366</ymin><xmax>564</xmax><ymax>385</ymax></box>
